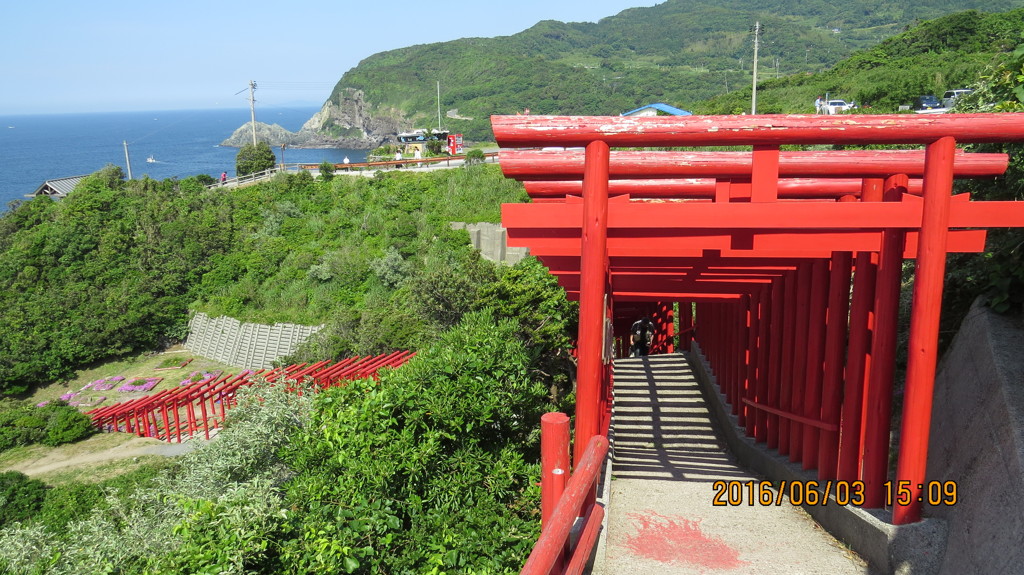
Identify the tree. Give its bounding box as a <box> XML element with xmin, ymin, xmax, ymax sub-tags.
<box><xmin>318</xmin><ymin>161</ymin><xmax>335</xmax><ymax>181</ymax></box>
<box><xmin>235</xmin><ymin>141</ymin><xmax>276</xmax><ymax>176</ymax></box>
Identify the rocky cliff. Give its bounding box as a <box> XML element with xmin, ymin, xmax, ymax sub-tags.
<box><xmin>221</xmin><ymin>88</ymin><xmax>411</xmax><ymax>150</ymax></box>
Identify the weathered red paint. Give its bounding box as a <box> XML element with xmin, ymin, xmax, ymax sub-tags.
<box><xmin>492</xmin><ymin>113</ymin><xmax>1024</xmax><ymax>147</ymax></box>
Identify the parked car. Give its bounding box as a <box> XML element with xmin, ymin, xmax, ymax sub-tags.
<box><xmin>941</xmin><ymin>89</ymin><xmax>973</xmax><ymax>109</ymax></box>
<box><xmin>914</xmin><ymin>95</ymin><xmax>943</xmax><ymax>111</ymax></box>
<box><xmin>824</xmin><ymin>99</ymin><xmax>853</xmax><ymax>114</ymax></box>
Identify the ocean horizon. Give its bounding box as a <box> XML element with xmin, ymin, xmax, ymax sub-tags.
<box><xmin>0</xmin><ymin>107</ymin><xmax>369</xmax><ymax>209</ymax></box>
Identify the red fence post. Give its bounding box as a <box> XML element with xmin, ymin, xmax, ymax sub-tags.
<box><xmin>894</xmin><ymin>137</ymin><xmax>956</xmax><ymax>524</ymax></box>
<box><xmin>540</xmin><ymin>412</ymin><xmax>570</xmax><ymax>572</ymax></box>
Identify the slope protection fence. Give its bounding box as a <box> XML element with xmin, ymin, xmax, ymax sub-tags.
<box><xmin>86</xmin><ymin>351</ymin><xmax>413</xmax><ymax>443</ymax></box>
<box><xmin>184</xmin><ymin>312</ymin><xmax>324</xmax><ymax>370</ymax></box>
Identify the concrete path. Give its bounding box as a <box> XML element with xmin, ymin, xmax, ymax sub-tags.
<box><xmin>595</xmin><ymin>354</ymin><xmax>874</xmax><ymax>574</ymax></box>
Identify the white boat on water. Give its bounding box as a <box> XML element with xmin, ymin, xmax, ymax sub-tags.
<box><xmin>146</xmin><ymin>155</ymin><xmax>156</xmax><ymax>163</ymax></box>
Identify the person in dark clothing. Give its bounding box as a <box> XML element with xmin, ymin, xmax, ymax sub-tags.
<box><xmin>630</xmin><ymin>316</ymin><xmax>655</xmax><ymax>357</ymax></box>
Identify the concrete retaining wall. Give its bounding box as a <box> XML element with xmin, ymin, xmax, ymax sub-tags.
<box><xmin>184</xmin><ymin>312</ymin><xmax>324</xmax><ymax>370</ymax></box>
<box><xmin>450</xmin><ymin>222</ymin><xmax>528</xmax><ymax>265</ymax></box>
<box><xmin>926</xmin><ymin>300</ymin><xmax>1024</xmax><ymax>575</ymax></box>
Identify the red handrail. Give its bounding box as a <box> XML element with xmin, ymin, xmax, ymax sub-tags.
<box><xmin>521</xmin><ymin>432</ymin><xmax>609</xmax><ymax>575</ymax></box>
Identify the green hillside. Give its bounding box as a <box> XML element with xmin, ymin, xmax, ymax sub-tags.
<box><xmin>696</xmin><ymin>8</ymin><xmax>1024</xmax><ymax>113</ymax></box>
<box><xmin>328</xmin><ymin>0</ymin><xmax>1024</xmax><ymax>140</ymax></box>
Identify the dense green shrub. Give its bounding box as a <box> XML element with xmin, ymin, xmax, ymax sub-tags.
<box><xmin>39</xmin><ymin>402</ymin><xmax>94</xmax><ymax>446</ymax></box>
<box><xmin>281</xmin><ymin>311</ymin><xmax>548</xmax><ymax>573</ymax></box>
<box><xmin>0</xmin><ymin>401</ymin><xmax>93</xmax><ymax>452</ymax></box>
<box><xmin>37</xmin><ymin>483</ymin><xmax>104</xmax><ymax>531</ymax></box>
<box><xmin>0</xmin><ymin>471</ymin><xmax>47</xmax><ymax>528</ymax></box>
<box><xmin>319</xmin><ymin>161</ymin><xmax>335</xmax><ymax>181</ymax></box>
<box><xmin>464</xmin><ymin>148</ymin><xmax>486</xmax><ymax>165</ymax></box>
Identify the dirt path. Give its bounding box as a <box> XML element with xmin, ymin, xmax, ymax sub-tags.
<box><xmin>3</xmin><ymin>434</ymin><xmax>197</xmax><ymax>479</ymax></box>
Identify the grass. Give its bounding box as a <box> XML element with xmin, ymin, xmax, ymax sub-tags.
<box><xmin>1</xmin><ymin>347</ymin><xmax>238</xmax><ymax>484</ymax></box>
<box><xmin>0</xmin><ymin>432</ymin><xmax>179</xmax><ymax>485</ymax></box>
<box><xmin>26</xmin><ymin>345</ymin><xmax>239</xmax><ymax>412</ymax></box>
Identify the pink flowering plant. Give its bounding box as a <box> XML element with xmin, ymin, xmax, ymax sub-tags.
<box><xmin>91</xmin><ymin>376</ymin><xmax>125</xmax><ymax>391</ymax></box>
<box><xmin>116</xmin><ymin>377</ymin><xmax>162</xmax><ymax>393</ymax></box>
<box><xmin>179</xmin><ymin>370</ymin><xmax>222</xmax><ymax>386</ymax></box>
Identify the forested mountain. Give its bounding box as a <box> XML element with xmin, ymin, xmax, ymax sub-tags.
<box><xmin>696</xmin><ymin>8</ymin><xmax>1024</xmax><ymax>113</ymax></box>
<box><xmin>308</xmin><ymin>0</ymin><xmax>1024</xmax><ymax>142</ymax></box>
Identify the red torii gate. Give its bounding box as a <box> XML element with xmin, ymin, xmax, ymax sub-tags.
<box><xmin>493</xmin><ymin>113</ymin><xmax>1024</xmax><ymax>525</ymax></box>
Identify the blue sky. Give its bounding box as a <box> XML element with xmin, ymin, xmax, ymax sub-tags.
<box><xmin>1</xmin><ymin>0</ymin><xmax>659</xmax><ymax>115</ymax></box>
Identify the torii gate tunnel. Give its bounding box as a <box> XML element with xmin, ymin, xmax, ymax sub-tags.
<box><xmin>492</xmin><ymin>113</ymin><xmax>1024</xmax><ymax>525</ymax></box>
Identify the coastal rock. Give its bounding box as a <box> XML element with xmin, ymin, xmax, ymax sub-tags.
<box><xmin>221</xmin><ymin>88</ymin><xmax>412</xmax><ymax>150</ymax></box>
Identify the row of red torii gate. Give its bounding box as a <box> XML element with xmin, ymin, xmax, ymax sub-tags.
<box><xmin>492</xmin><ymin>113</ymin><xmax>1024</xmax><ymax>525</ymax></box>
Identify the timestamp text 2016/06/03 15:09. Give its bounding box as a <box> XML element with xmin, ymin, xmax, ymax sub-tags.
<box><xmin>711</xmin><ymin>479</ymin><xmax>959</xmax><ymax>507</ymax></box>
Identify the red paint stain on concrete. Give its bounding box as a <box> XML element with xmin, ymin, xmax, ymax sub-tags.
<box><xmin>624</xmin><ymin>510</ymin><xmax>746</xmax><ymax>570</ymax></box>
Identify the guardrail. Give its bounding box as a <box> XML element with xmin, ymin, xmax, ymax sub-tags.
<box><xmin>521</xmin><ymin>412</ymin><xmax>608</xmax><ymax>575</ymax></box>
<box><xmin>204</xmin><ymin>152</ymin><xmax>498</xmax><ymax>190</ymax></box>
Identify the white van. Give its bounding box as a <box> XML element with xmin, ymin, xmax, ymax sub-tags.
<box><xmin>941</xmin><ymin>89</ymin><xmax>973</xmax><ymax>109</ymax></box>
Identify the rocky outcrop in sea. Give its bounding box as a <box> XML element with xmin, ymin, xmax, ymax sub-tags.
<box><xmin>221</xmin><ymin>88</ymin><xmax>412</xmax><ymax>150</ymax></box>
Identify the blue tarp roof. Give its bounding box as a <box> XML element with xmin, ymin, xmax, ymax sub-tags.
<box><xmin>621</xmin><ymin>103</ymin><xmax>693</xmax><ymax>116</ymax></box>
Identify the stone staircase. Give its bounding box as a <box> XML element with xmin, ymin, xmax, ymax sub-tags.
<box><xmin>609</xmin><ymin>354</ymin><xmax>736</xmax><ymax>482</ymax></box>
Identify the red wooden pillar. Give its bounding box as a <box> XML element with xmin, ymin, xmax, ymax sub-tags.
<box><xmin>730</xmin><ymin>302</ymin><xmax>743</xmax><ymax>414</ymax></box>
<box><xmin>862</xmin><ymin>175</ymin><xmax>907</xmax><ymax>508</ymax></box>
<box><xmin>664</xmin><ymin>303</ymin><xmax>675</xmax><ymax>354</ymax></box>
<box><xmin>778</xmin><ymin>269</ymin><xmax>798</xmax><ymax>456</ymax></box>
<box><xmin>735</xmin><ymin>296</ymin><xmax>749</xmax><ymax>426</ymax></box>
<box><xmin>766</xmin><ymin>275</ymin><xmax>786</xmax><ymax>449</ymax></box>
<box><xmin>819</xmin><ymin>251</ymin><xmax>852</xmax><ymax>478</ymax></box>
<box><xmin>788</xmin><ymin>263</ymin><xmax>813</xmax><ymax>463</ymax></box>
<box><xmin>679</xmin><ymin>302</ymin><xmax>693</xmax><ymax>351</ymax></box>
<box><xmin>837</xmin><ymin>181</ymin><xmax>882</xmax><ymax>481</ymax></box>
<box><xmin>894</xmin><ymin>137</ymin><xmax>956</xmax><ymax>524</ymax></box>
<box><xmin>743</xmin><ymin>291</ymin><xmax>760</xmax><ymax>435</ymax></box>
<box><xmin>574</xmin><ymin>140</ymin><xmax>610</xmax><ymax>468</ymax></box>
<box><xmin>754</xmin><ymin>285</ymin><xmax>771</xmax><ymax>443</ymax></box>
<box><xmin>801</xmin><ymin>258</ymin><xmax>830</xmax><ymax>470</ymax></box>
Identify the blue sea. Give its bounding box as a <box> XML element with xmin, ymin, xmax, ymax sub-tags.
<box><xmin>0</xmin><ymin>107</ymin><xmax>368</xmax><ymax>209</ymax></box>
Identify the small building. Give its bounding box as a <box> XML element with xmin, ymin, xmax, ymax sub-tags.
<box><xmin>396</xmin><ymin>128</ymin><xmax>450</xmax><ymax>155</ymax></box>
<box><xmin>621</xmin><ymin>103</ymin><xmax>693</xmax><ymax>117</ymax></box>
<box><xmin>27</xmin><ymin>175</ymin><xmax>89</xmax><ymax>199</ymax></box>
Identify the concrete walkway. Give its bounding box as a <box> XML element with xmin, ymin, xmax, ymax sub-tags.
<box><xmin>594</xmin><ymin>354</ymin><xmax>874</xmax><ymax>574</ymax></box>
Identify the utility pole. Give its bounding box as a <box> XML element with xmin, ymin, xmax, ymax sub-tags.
<box><xmin>751</xmin><ymin>21</ymin><xmax>762</xmax><ymax>115</ymax></box>
<box><xmin>248</xmin><ymin>80</ymin><xmax>258</xmax><ymax>146</ymax></box>
<box><xmin>123</xmin><ymin>140</ymin><xmax>133</xmax><ymax>180</ymax></box>
<box><xmin>436</xmin><ymin>81</ymin><xmax>442</xmax><ymax>131</ymax></box>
